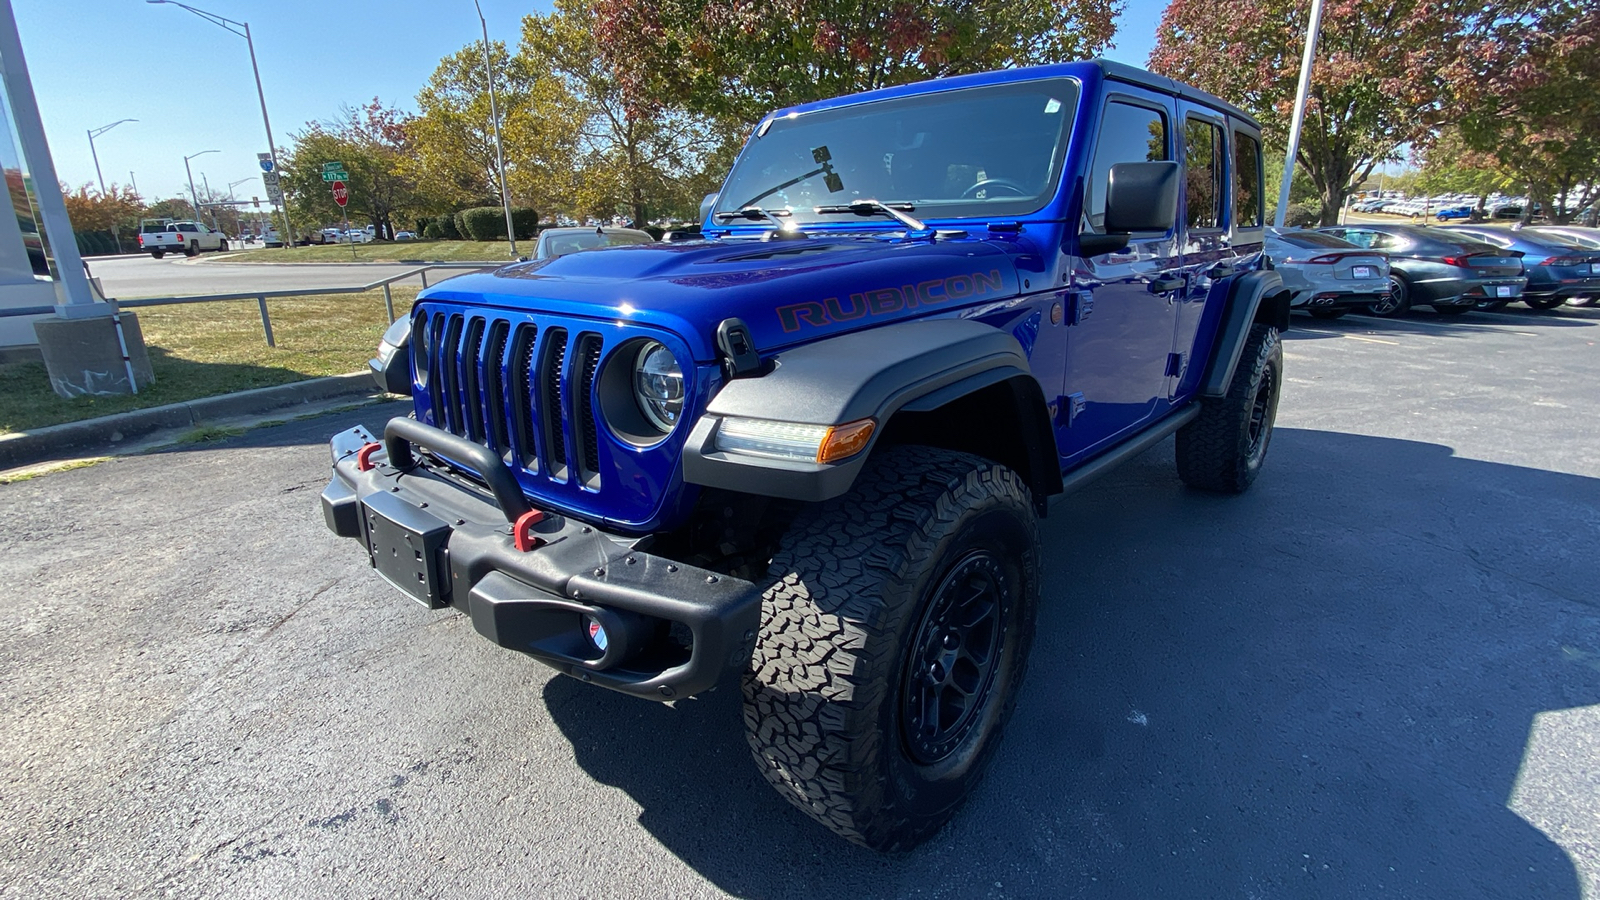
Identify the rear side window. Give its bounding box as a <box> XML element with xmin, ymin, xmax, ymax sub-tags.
<box><xmin>1234</xmin><ymin>131</ymin><xmax>1262</xmax><ymax>228</ymax></box>
<box><xmin>1085</xmin><ymin>100</ymin><xmax>1169</xmax><ymax>232</ymax></box>
<box><xmin>1184</xmin><ymin>117</ymin><xmax>1224</xmax><ymax>230</ymax></box>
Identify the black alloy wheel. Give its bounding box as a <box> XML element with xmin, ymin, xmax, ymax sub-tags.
<box><xmin>901</xmin><ymin>550</ymin><xmax>1009</xmax><ymax>765</ymax></box>
<box><xmin>1367</xmin><ymin>275</ymin><xmax>1410</xmax><ymax>317</ymax></box>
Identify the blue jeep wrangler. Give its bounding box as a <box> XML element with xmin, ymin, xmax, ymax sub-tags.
<box><xmin>322</xmin><ymin>60</ymin><xmax>1288</xmax><ymax>850</ymax></box>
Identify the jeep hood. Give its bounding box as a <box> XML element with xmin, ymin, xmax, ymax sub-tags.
<box><xmin>418</xmin><ymin>235</ymin><xmax>1024</xmax><ymax>362</ymax></box>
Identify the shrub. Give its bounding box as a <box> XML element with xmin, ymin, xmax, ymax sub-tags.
<box><xmin>414</xmin><ymin>216</ymin><xmax>431</xmax><ymax>235</ymax></box>
<box><xmin>510</xmin><ymin>207</ymin><xmax>539</xmax><ymax>240</ymax></box>
<box><xmin>434</xmin><ymin>214</ymin><xmax>460</xmax><ymax>240</ymax></box>
<box><xmin>423</xmin><ymin>219</ymin><xmax>445</xmax><ymax>240</ymax></box>
<box><xmin>641</xmin><ymin>225</ymin><xmax>665</xmax><ymax>240</ymax></box>
<box><xmin>451</xmin><ymin>211</ymin><xmax>469</xmax><ymax>239</ymax></box>
<box><xmin>459</xmin><ymin>206</ymin><xmax>507</xmax><ymax>241</ymax></box>
<box><xmin>1268</xmin><ymin>200</ymin><xmax>1323</xmax><ymax>228</ymax></box>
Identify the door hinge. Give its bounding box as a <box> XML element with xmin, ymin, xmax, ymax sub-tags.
<box><xmin>1165</xmin><ymin>352</ymin><xmax>1185</xmax><ymax>378</ymax></box>
<box><xmin>1068</xmin><ymin>290</ymin><xmax>1094</xmax><ymax>325</ymax></box>
<box><xmin>1065</xmin><ymin>392</ymin><xmax>1087</xmax><ymax>426</ymax></box>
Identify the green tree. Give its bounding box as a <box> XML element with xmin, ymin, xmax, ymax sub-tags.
<box><xmin>522</xmin><ymin>0</ymin><xmax>722</xmax><ymax>226</ymax></box>
<box><xmin>1150</xmin><ymin>0</ymin><xmax>1473</xmax><ymax>225</ymax></box>
<box><xmin>281</xmin><ymin>99</ymin><xmax>419</xmax><ymax>239</ymax></box>
<box><xmin>1443</xmin><ymin>0</ymin><xmax>1600</xmax><ymax>223</ymax></box>
<box><xmin>593</xmin><ymin>0</ymin><xmax>1120</xmax><ymax>126</ymax></box>
<box><xmin>405</xmin><ymin>42</ymin><xmax>538</xmax><ymax>215</ymax></box>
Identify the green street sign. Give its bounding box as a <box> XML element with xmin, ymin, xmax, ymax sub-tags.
<box><xmin>321</xmin><ymin>161</ymin><xmax>345</xmax><ymax>172</ymax></box>
<box><xmin>321</xmin><ymin>171</ymin><xmax>348</xmax><ymax>182</ymax></box>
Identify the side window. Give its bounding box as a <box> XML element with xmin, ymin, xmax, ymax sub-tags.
<box><xmin>1085</xmin><ymin>100</ymin><xmax>1168</xmax><ymax>232</ymax></box>
<box><xmin>1234</xmin><ymin>130</ymin><xmax>1263</xmax><ymax>229</ymax></box>
<box><xmin>1342</xmin><ymin>231</ymin><xmax>1375</xmax><ymax>249</ymax></box>
<box><xmin>1184</xmin><ymin>117</ymin><xmax>1224</xmax><ymax>230</ymax></box>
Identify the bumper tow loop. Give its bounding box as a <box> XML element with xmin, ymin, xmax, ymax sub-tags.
<box><xmin>513</xmin><ymin>509</ymin><xmax>546</xmax><ymax>552</ymax></box>
<box><xmin>355</xmin><ymin>442</ymin><xmax>383</xmax><ymax>472</ymax></box>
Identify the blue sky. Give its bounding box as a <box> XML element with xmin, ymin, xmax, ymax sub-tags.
<box><xmin>17</xmin><ymin>0</ymin><xmax>1168</xmax><ymax>205</ymax></box>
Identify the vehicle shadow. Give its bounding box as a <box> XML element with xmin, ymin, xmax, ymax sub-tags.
<box><xmin>544</xmin><ymin>428</ymin><xmax>1597</xmax><ymax>899</ymax></box>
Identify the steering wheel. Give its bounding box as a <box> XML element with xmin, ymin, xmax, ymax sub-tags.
<box><xmin>960</xmin><ymin>178</ymin><xmax>1029</xmax><ymax>200</ymax></box>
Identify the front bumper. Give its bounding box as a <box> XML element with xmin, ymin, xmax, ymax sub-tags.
<box><xmin>320</xmin><ymin>418</ymin><xmax>762</xmax><ymax>700</ymax></box>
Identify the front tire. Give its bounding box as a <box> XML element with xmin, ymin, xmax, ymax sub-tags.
<box><xmin>1176</xmin><ymin>322</ymin><xmax>1282</xmax><ymax>494</ymax></box>
<box><xmin>743</xmin><ymin>446</ymin><xmax>1040</xmax><ymax>852</ymax></box>
<box><xmin>218</xmin><ymin>239</ymin><xmax>229</xmax><ymax>251</ymax></box>
<box><xmin>1567</xmin><ymin>296</ymin><xmax>1597</xmax><ymax>308</ymax></box>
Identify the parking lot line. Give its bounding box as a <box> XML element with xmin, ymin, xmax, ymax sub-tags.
<box><xmin>1295</xmin><ymin>327</ymin><xmax>1402</xmax><ymax>345</ymax></box>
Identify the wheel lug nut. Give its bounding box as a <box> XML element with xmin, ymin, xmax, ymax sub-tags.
<box><xmin>942</xmin><ymin>633</ymin><xmax>959</xmax><ymax>649</ymax></box>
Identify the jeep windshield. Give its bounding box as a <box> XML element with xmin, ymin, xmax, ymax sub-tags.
<box><xmin>715</xmin><ymin>78</ymin><xmax>1079</xmax><ymax>226</ymax></box>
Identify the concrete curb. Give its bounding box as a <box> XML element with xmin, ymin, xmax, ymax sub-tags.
<box><xmin>201</xmin><ymin>257</ymin><xmax>506</xmax><ymax>267</ymax></box>
<box><xmin>0</xmin><ymin>372</ymin><xmax>383</xmax><ymax>469</ymax></box>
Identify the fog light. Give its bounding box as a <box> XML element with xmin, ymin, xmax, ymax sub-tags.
<box><xmin>583</xmin><ymin>614</ymin><xmax>609</xmax><ymax>652</ymax></box>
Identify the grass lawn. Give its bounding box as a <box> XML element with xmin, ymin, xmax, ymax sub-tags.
<box><xmin>0</xmin><ymin>287</ymin><xmax>415</xmax><ymax>434</ymax></box>
<box><xmin>219</xmin><ymin>239</ymin><xmax>518</xmax><ymax>264</ymax></box>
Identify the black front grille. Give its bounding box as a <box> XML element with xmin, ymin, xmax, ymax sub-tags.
<box><xmin>422</xmin><ymin>313</ymin><xmax>604</xmax><ymax>490</ymax></box>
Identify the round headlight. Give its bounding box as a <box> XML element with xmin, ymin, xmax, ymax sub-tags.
<box><xmin>633</xmin><ymin>341</ymin><xmax>684</xmax><ymax>432</ymax></box>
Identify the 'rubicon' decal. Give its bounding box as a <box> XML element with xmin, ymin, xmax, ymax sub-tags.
<box><xmin>776</xmin><ymin>269</ymin><xmax>1006</xmax><ymax>332</ymax></box>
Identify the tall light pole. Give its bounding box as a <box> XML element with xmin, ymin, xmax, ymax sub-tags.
<box><xmin>183</xmin><ymin>149</ymin><xmax>218</xmax><ymax>222</ymax></box>
<box><xmin>473</xmin><ymin>0</ymin><xmax>517</xmax><ymax>257</ymax></box>
<box><xmin>88</xmin><ymin>119</ymin><xmax>136</xmax><ymax>252</ymax></box>
<box><xmin>87</xmin><ymin>118</ymin><xmax>136</xmax><ymax>197</ymax></box>
<box><xmin>129</xmin><ymin>170</ymin><xmax>139</xmax><ymax>197</ymax></box>
<box><xmin>147</xmin><ymin>0</ymin><xmax>294</xmax><ymax>249</ymax></box>
<box><xmin>1274</xmin><ymin>0</ymin><xmax>1324</xmax><ymax>227</ymax></box>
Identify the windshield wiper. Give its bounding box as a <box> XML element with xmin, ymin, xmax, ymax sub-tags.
<box><xmin>812</xmin><ymin>199</ymin><xmax>929</xmax><ymax>233</ymax></box>
<box><xmin>713</xmin><ymin>206</ymin><xmax>806</xmax><ymax>239</ymax></box>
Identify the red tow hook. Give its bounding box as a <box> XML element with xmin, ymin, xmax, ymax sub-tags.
<box><xmin>355</xmin><ymin>442</ymin><xmax>383</xmax><ymax>472</ymax></box>
<box><xmin>513</xmin><ymin>509</ymin><xmax>546</xmax><ymax>552</ymax></box>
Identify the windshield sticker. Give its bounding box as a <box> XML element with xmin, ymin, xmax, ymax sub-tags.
<box><xmin>777</xmin><ymin>269</ymin><xmax>1006</xmax><ymax>332</ymax></box>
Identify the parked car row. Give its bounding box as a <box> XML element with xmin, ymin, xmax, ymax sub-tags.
<box><xmin>1268</xmin><ymin>223</ymin><xmax>1600</xmax><ymax>319</ymax></box>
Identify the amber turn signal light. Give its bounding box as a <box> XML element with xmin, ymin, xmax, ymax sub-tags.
<box><xmin>817</xmin><ymin>418</ymin><xmax>876</xmax><ymax>464</ymax></box>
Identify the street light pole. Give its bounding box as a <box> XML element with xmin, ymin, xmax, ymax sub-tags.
<box><xmin>1274</xmin><ymin>0</ymin><xmax>1324</xmax><ymax>228</ymax></box>
<box><xmin>88</xmin><ymin>118</ymin><xmax>136</xmax><ymax>253</ymax></box>
<box><xmin>147</xmin><ymin>0</ymin><xmax>294</xmax><ymax>249</ymax></box>
<box><xmin>473</xmin><ymin>0</ymin><xmax>517</xmax><ymax>257</ymax></box>
<box><xmin>183</xmin><ymin>148</ymin><xmax>218</xmax><ymax>223</ymax></box>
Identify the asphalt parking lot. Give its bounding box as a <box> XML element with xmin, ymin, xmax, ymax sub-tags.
<box><xmin>2</xmin><ymin>305</ymin><xmax>1597</xmax><ymax>899</ymax></box>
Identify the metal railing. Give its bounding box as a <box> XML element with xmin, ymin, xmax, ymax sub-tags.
<box><xmin>0</xmin><ymin>262</ymin><xmax>495</xmax><ymax>347</ymax></box>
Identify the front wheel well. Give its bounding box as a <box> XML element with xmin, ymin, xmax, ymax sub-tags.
<box><xmin>875</xmin><ymin>375</ymin><xmax>1061</xmax><ymax>514</ymax></box>
<box><xmin>1255</xmin><ymin>288</ymin><xmax>1292</xmax><ymax>332</ymax></box>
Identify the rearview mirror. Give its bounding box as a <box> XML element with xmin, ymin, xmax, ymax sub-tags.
<box><xmin>1104</xmin><ymin>161</ymin><xmax>1180</xmax><ymax>234</ymax></box>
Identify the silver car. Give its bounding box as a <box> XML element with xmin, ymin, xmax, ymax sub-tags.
<box><xmin>534</xmin><ymin>226</ymin><xmax>657</xmax><ymax>260</ymax></box>
<box><xmin>1266</xmin><ymin>227</ymin><xmax>1391</xmax><ymax>320</ymax></box>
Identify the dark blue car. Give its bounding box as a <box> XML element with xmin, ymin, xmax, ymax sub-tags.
<box><xmin>327</xmin><ymin>60</ymin><xmax>1292</xmax><ymax>851</ymax></box>
<box><xmin>1440</xmin><ymin>225</ymin><xmax>1600</xmax><ymax>309</ymax></box>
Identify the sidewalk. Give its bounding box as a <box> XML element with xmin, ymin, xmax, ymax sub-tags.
<box><xmin>0</xmin><ymin>371</ymin><xmax>387</xmax><ymax>470</ymax></box>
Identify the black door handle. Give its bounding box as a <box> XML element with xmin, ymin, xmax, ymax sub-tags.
<box><xmin>1149</xmin><ymin>275</ymin><xmax>1185</xmax><ymax>293</ymax></box>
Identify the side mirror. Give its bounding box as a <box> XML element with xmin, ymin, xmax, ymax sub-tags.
<box><xmin>1104</xmin><ymin>161</ymin><xmax>1180</xmax><ymax>233</ymax></box>
<box><xmin>700</xmin><ymin>192</ymin><xmax>720</xmax><ymax>225</ymax></box>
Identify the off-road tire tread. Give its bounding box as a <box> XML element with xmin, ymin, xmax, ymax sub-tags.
<box><xmin>743</xmin><ymin>446</ymin><xmax>1038</xmax><ymax>851</ymax></box>
<box><xmin>1175</xmin><ymin>323</ymin><xmax>1281</xmax><ymax>493</ymax></box>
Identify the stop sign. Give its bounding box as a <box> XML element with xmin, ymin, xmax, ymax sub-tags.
<box><xmin>331</xmin><ymin>180</ymin><xmax>349</xmax><ymax>207</ymax></box>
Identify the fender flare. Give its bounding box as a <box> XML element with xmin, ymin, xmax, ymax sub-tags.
<box><xmin>1200</xmin><ymin>269</ymin><xmax>1287</xmax><ymax>398</ymax></box>
<box><xmin>681</xmin><ymin>318</ymin><xmax>1046</xmax><ymax>502</ymax></box>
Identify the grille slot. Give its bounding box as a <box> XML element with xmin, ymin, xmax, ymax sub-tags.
<box><xmin>439</xmin><ymin>314</ymin><xmax>464</xmax><ymax>435</ymax></box>
<box><xmin>540</xmin><ymin>327</ymin><xmax>569</xmax><ymax>480</ymax></box>
<box><xmin>508</xmin><ymin>324</ymin><xmax>539</xmax><ymax>470</ymax></box>
<box><xmin>460</xmin><ymin>318</ymin><xmax>486</xmax><ymax>443</ymax></box>
<box><xmin>483</xmin><ymin>320</ymin><xmax>510</xmax><ymax>457</ymax></box>
<box><xmin>574</xmin><ymin>333</ymin><xmax>603</xmax><ymax>485</ymax></box>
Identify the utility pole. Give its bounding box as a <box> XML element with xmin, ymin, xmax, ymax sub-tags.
<box><xmin>1274</xmin><ymin>0</ymin><xmax>1324</xmax><ymax>227</ymax></box>
<box><xmin>473</xmin><ymin>0</ymin><xmax>517</xmax><ymax>257</ymax></box>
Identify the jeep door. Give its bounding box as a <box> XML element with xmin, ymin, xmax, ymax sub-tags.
<box><xmin>1168</xmin><ymin>104</ymin><xmax>1235</xmax><ymax>399</ymax></box>
<box><xmin>1060</xmin><ymin>89</ymin><xmax>1181</xmax><ymax>464</ymax></box>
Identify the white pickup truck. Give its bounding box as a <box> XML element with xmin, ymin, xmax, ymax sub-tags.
<box><xmin>138</xmin><ymin>220</ymin><xmax>229</xmax><ymax>259</ymax></box>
